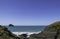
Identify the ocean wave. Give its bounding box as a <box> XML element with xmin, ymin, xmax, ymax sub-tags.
<box><xmin>12</xmin><ymin>31</ymin><xmax>41</xmax><ymax>37</ymax></box>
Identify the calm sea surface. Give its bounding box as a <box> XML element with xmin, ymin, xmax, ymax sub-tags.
<box><xmin>5</xmin><ymin>26</ymin><xmax>46</xmax><ymax>32</ymax></box>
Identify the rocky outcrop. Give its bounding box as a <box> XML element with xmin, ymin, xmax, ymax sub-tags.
<box><xmin>0</xmin><ymin>25</ymin><xmax>29</xmax><ymax>39</ymax></box>
<box><xmin>0</xmin><ymin>25</ymin><xmax>20</xmax><ymax>39</ymax></box>
<box><xmin>18</xmin><ymin>34</ymin><xmax>28</xmax><ymax>39</ymax></box>
<box><xmin>9</xmin><ymin>24</ymin><xmax>14</xmax><ymax>27</ymax></box>
<box><xmin>29</xmin><ymin>21</ymin><xmax>60</xmax><ymax>39</ymax></box>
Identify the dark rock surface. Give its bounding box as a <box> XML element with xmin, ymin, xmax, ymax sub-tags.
<box><xmin>9</xmin><ymin>24</ymin><xmax>14</xmax><ymax>27</ymax></box>
<box><xmin>0</xmin><ymin>25</ymin><xmax>20</xmax><ymax>39</ymax></box>
<box><xmin>0</xmin><ymin>25</ymin><xmax>28</xmax><ymax>39</ymax></box>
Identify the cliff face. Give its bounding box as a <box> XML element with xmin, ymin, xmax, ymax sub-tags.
<box><xmin>0</xmin><ymin>25</ymin><xmax>20</xmax><ymax>39</ymax></box>
<box><xmin>45</xmin><ymin>21</ymin><xmax>60</xmax><ymax>32</ymax></box>
<box><xmin>29</xmin><ymin>21</ymin><xmax>60</xmax><ymax>39</ymax></box>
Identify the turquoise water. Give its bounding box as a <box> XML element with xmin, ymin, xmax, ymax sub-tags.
<box><xmin>6</xmin><ymin>26</ymin><xmax>46</xmax><ymax>32</ymax></box>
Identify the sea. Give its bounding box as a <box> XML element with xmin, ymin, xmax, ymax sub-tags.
<box><xmin>5</xmin><ymin>26</ymin><xmax>46</xmax><ymax>36</ymax></box>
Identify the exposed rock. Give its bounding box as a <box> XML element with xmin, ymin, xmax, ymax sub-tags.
<box><xmin>18</xmin><ymin>34</ymin><xmax>28</xmax><ymax>39</ymax></box>
<box><xmin>0</xmin><ymin>25</ymin><xmax>20</xmax><ymax>39</ymax></box>
<box><xmin>9</xmin><ymin>24</ymin><xmax>14</xmax><ymax>27</ymax></box>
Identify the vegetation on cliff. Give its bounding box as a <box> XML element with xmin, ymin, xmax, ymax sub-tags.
<box><xmin>30</xmin><ymin>21</ymin><xmax>60</xmax><ymax>39</ymax></box>
<box><xmin>45</xmin><ymin>21</ymin><xmax>60</xmax><ymax>32</ymax></box>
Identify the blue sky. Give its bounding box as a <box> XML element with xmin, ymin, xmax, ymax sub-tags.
<box><xmin>0</xmin><ymin>0</ymin><xmax>60</xmax><ymax>25</ymax></box>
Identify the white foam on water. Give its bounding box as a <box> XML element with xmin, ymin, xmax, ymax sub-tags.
<box><xmin>12</xmin><ymin>31</ymin><xmax>41</xmax><ymax>37</ymax></box>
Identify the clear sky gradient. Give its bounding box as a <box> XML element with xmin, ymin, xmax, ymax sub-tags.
<box><xmin>0</xmin><ymin>0</ymin><xmax>60</xmax><ymax>25</ymax></box>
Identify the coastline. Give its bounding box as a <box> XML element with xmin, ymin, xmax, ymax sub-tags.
<box><xmin>12</xmin><ymin>31</ymin><xmax>41</xmax><ymax>37</ymax></box>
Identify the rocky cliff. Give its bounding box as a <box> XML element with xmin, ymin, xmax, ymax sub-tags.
<box><xmin>0</xmin><ymin>25</ymin><xmax>20</xmax><ymax>39</ymax></box>
<box><xmin>29</xmin><ymin>21</ymin><xmax>60</xmax><ymax>39</ymax></box>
